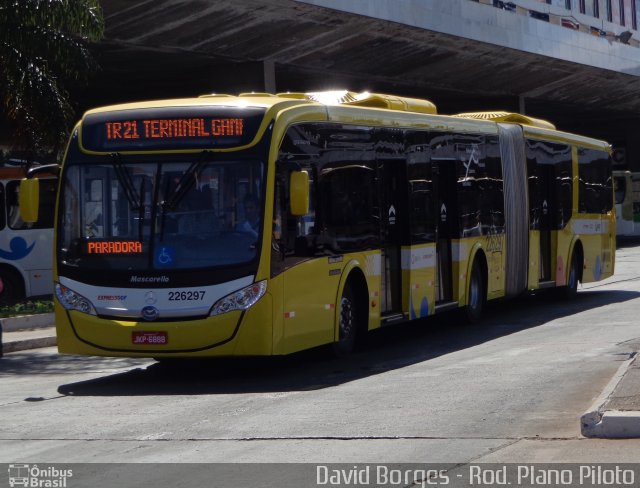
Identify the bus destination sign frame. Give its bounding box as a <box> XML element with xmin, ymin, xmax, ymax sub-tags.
<box><xmin>80</xmin><ymin>106</ymin><xmax>266</xmax><ymax>152</ymax></box>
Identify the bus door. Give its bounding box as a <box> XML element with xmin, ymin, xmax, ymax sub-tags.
<box><xmin>538</xmin><ymin>164</ymin><xmax>555</xmax><ymax>282</ymax></box>
<box><xmin>379</xmin><ymin>159</ymin><xmax>406</xmax><ymax>318</ymax></box>
<box><xmin>433</xmin><ymin>159</ymin><xmax>457</xmax><ymax>304</ymax></box>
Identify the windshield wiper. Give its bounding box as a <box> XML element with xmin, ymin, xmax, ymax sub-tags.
<box><xmin>161</xmin><ymin>151</ymin><xmax>209</xmax><ymax>212</ymax></box>
<box><xmin>138</xmin><ymin>177</ymin><xmax>146</xmax><ymax>241</ymax></box>
<box><xmin>110</xmin><ymin>153</ymin><xmax>141</xmax><ymax>210</ymax></box>
<box><xmin>158</xmin><ymin>151</ymin><xmax>210</xmax><ymax>241</ymax></box>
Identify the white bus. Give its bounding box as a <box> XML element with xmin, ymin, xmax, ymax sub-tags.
<box><xmin>613</xmin><ymin>170</ymin><xmax>640</xmax><ymax>238</ymax></box>
<box><xmin>0</xmin><ymin>164</ymin><xmax>57</xmax><ymax>303</ymax></box>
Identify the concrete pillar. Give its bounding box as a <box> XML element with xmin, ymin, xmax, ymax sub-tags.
<box><xmin>264</xmin><ymin>60</ymin><xmax>276</xmax><ymax>93</ymax></box>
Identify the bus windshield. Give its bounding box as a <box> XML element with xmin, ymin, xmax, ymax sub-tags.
<box><xmin>59</xmin><ymin>155</ymin><xmax>264</xmax><ymax>272</ymax></box>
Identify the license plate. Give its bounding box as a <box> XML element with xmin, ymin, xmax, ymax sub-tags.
<box><xmin>132</xmin><ymin>331</ymin><xmax>168</xmax><ymax>345</ymax></box>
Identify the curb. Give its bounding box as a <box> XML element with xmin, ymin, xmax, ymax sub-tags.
<box><xmin>1</xmin><ymin>329</ymin><xmax>57</xmax><ymax>354</ymax></box>
<box><xmin>581</xmin><ymin>353</ymin><xmax>640</xmax><ymax>438</ymax></box>
<box><xmin>0</xmin><ymin>313</ymin><xmax>55</xmax><ymax>332</ymax></box>
<box><xmin>0</xmin><ymin>313</ymin><xmax>56</xmax><ymax>356</ymax></box>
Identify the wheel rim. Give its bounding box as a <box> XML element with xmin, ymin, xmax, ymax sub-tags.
<box><xmin>339</xmin><ymin>295</ymin><xmax>354</xmax><ymax>341</ymax></box>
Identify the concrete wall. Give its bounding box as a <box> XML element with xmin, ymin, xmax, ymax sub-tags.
<box><xmin>297</xmin><ymin>0</ymin><xmax>640</xmax><ymax>75</ymax></box>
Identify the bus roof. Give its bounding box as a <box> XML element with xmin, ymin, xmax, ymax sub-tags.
<box><xmin>454</xmin><ymin>111</ymin><xmax>556</xmax><ymax>130</ymax></box>
<box><xmin>81</xmin><ymin>91</ymin><xmax>438</xmax><ymax>116</ymax></box>
<box><xmin>79</xmin><ymin>91</ymin><xmax>609</xmax><ymax>150</ymax></box>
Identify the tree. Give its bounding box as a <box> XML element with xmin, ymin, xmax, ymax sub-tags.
<box><xmin>0</xmin><ymin>0</ymin><xmax>104</xmax><ymax>160</ymax></box>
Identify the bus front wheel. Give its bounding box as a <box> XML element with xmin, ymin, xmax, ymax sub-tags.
<box><xmin>333</xmin><ymin>285</ymin><xmax>357</xmax><ymax>356</ymax></box>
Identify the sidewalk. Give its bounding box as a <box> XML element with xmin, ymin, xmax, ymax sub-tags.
<box><xmin>581</xmin><ymin>353</ymin><xmax>640</xmax><ymax>438</ymax></box>
<box><xmin>0</xmin><ymin>313</ymin><xmax>56</xmax><ymax>355</ymax></box>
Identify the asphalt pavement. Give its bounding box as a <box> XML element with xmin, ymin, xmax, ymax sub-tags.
<box><xmin>1</xmin><ymin>310</ymin><xmax>639</xmax><ymax>439</ymax></box>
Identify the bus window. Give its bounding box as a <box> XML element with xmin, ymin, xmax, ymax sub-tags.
<box><xmin>319</xmin><ymin>162</ymin><xmax>378</xmax><ymax>252</ymax></box>
<box><xmin>85</xmin><ymin>179</ymin><xmax>104</xmax><ymax>237</ymax></box>
<box><xmin>406</xmin><ymin>138</ymin><xmax>436</xmax><ymax>243</ymax></box>
<box><xmin>456</xmin><ymin>139</ymin><xmax>485</xmax><ymax>237</ymax></box>
<box><xmin>579</xmin><ymin>148</ymin><xmax>613</xmax><ymax>214</ymax></box>
<box><xmin>480</xmin><ymin>136</ymin><xmax>505</xmax><ymax>234</ymax></box>
<box><xmin>277</xmin><ymin>123</ymin><xmax>379</xmax><ymax>257</ymax></box>
<box><xmin>526</xmin><ymin>139</ymin><xmax>573</xmax><ymax>230</ymax></box>
<box><xmin>7</xmin><ymin>179</ymin><xmax>56</xmax><ymax>230</ymax></box>
<box><xmin>614</xmin><ymin>175</ymin><xmax>626</xmax><ymax>204</ymax></box>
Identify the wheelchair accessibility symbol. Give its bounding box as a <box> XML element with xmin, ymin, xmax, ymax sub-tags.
<box><xmin>155</xmin><ymin>246</ymin><xmax>175</xmax><ymax>267</ymax></box>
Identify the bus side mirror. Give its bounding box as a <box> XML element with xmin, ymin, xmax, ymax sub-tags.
<box><xmin>289</xmin><ymin>171</ymin><xmax>309</xmax><ymax>216</ymax></box>
<box><xmin>19</xmin><ymin>178</ymin><xmax>40</xmax><ymax>223</ymax></box>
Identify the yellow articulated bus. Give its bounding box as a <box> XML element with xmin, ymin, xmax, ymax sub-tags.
<box><xmin>20</xmin><ymin>91</ymin><xmax>615</xmax><ymax>358</ymax></box>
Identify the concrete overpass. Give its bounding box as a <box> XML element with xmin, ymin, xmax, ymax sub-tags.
<box><xmin>91</xmin><ymin>0</ymin><xmax>640</xmax><ymax>166</ymax></box>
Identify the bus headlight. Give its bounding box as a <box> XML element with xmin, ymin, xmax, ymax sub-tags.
<box><xmin>210</xmin><ymin>280</ymin><xmax>267</xmax><ymax>316</ymax></box>
<box><xmin>55</xmin><ymin>283</ymin><xmax>97</xmax><ymax>315</ymax></box>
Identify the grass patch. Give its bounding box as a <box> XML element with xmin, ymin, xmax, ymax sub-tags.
<box><xmin>0</xmin><ymin>296</ymin><xmax>54</xmax><ymax>318</ymax></box>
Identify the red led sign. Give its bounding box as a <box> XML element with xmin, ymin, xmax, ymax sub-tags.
<box><xmin>105</xmin><ymin>118</ymin><xmax>244</xmax><ymax>140</ymax></box>
<box><xmin>86</xmin><ymin>241</ymin><xmax>144</xmax><ymax>254</ymax></box>
<box><xmin>81</xmin><ymin>107</ymin><xmax>266</xmax><ymax>152</ymax></box>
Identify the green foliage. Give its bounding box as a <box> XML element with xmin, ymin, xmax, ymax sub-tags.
<box><xmin>0</xmin><ymin>0</ymin><xmax>105</xmax><ymax>157</ymax></box>
<box><xmin>0</xmin><ymin>297</ymin><xmax>54</xmax><ymax>317</ymax></box>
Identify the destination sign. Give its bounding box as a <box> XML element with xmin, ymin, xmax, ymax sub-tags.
<box><xmin>105</xmin><ymin>118</ymin><xmax>244</xmax><ymax>140</ymax></box>
<box><xmin>86</xmin><ymin>240</ymin><xmax>144</xmax><ymax>255</ymax></box>
<box><xmin>81</xmin><ymin>106</ymin><xmax>266</xmax><ymax>152</ymax></box>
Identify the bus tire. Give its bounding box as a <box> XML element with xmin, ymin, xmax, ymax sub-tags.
<box><xmin>332</xmin><ymin>284</ymin><xmax>358</xmax><ymax>356</ymax></box>
<box><xmin>0</xmin><ymin>268</ymin><xmax>25</xmax><ymax>305</ymax></box>
<box><xmin>463</xmin><ymin>259</ymin><xmax>485</xmax><ymax>324</ymax></box>
<box><xmin>561</xmin><ymin>249</ymin><xmax>581</xmax><ymax>300</ymax></box>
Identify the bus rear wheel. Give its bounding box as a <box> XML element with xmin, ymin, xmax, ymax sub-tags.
<box><xmin>0</xmin><ymin>269</ymin><xmax>25</xmax><ymax>305</ymax></box>
<box><xmin>463</xmin><ymin>260</ymin><xmax>485</xmax><ymax>323</ymax></box>
<box><xmin>561</xmin><ymin>250</ymin><xmax>580</xmax><ymax>299</ymax></box>
<box><xmin>333</xmin><ymin>285</ymin><xmax>358</xmax><ymax>356</ymax></box>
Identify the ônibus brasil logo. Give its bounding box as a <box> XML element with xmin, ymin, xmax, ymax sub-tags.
<box><xmin>8</xmin><ymin>464</ymin><xmax>73</xmax><ymax>487</ymax></box>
